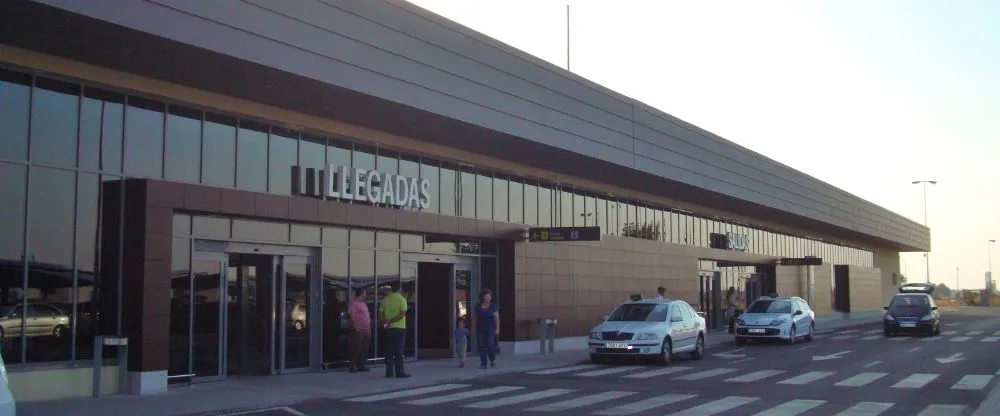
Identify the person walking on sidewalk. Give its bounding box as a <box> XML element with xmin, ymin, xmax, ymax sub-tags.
<box><xmin>454</xmin><ymin>318</ymin><xmax>470</xmax><ymax>368</ymax></box>
<box><xmin>725</xmin><ymin>286</ymin><xmax>738</xmax><ymax>334</ymax></box>
<box><xmin>475</xmin><ymin>289</ymin><xmax>500</xmax><ymax>369</ymax></box>
<box><xmin>380</xmin><ymin>282</ymin><xmax>410</xmax><ymax>378</ymax></box>
<box><xmin>655</xmin><ymin>286</ymin><xmax>666</xmax><ymax>300</ymax></box>
<box><xmin>347</xmin><ymin>288</ymin><xmax>372</xmax><ymax>373</ymax></box>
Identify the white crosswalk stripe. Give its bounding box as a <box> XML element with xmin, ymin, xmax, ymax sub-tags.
<box><xmin>576</xmin><ymin>366</ymin><xmax>643</xmax><ymax>377</ymax></box>
<box><xmin>666</xmin><ymin>396</ymin><xmax>759</xmax><ymax>416</ymax></box>
<box><xmin>887</xmin><ymin>337</ymin><xmax>907</xmax><ymax>341</ymax></box>
<box><xmin>779</xmin><ymin>371</ymin><xmax>835</xmax><ymax>385</ymax></box>
<box><xmin>831</xmin><ymin>335</ymin><xmax>856</xmax><ymax>340</ymax></box>
<box><xmin>982</xmin><ymin>336</ymin><xmax>1000</xmax><ymax>342</ymax></box>
<box><xmin>949</xmin><ymin>336</ymin><xmax>971</xmax><ymax>342</ymax></box>
<box><xmin>526</xmin><ymin>391</ymin><xmax>635</xmax><ymax>412</ymax></box>
<box><xmin>528</xmin><ymin>364</ymin><xmax>602</xmax><ymax>375</ymax></box>
<box><xmin>967</xmin><ymin>331</ymin><xmax>984</xmax><ymax>336</ymax></box>
<box><xmin>404</xmin><ymin>386</ymin><xmax>525</xmax><ymax>405</ymax></box>
<box><xmin>993</xmin><ymin>331</ymin><xmax>1000</xmax><ymax>336</ymax></box>
<box><xmin>835</xmin><ymin>402</ymin><xmax>894</xmax><ymax>415</ymax></box>
<box><xmin>921</xmin><ymin>336</ymin><xmax>941</xmax><ymax>342</ymax></box>
<box><xmin>725</xmin><ymin>370</ymin><xmax>786</xmax><ymax>383</ymax></box>
<box><xmin>622</xmin><ymin>366</ymin><xmax>692</xmax><ymax>379</ymax></box>
<box><xmin>951</xmin><ymin>375</ymin><xmax>993</xmax><ymax>390</ymax></box>
<box><xmin>753</xmin><ymin>399</ymin><xmax>825</xmax><ymax>416</ymax></box>
<box><xmin>860</xmin><ymin>335</ymin><xmax>880</xmax><ymax>340</ymax></box>
<box><xmin>863</xmin><ymin>330</ymin><xmax>882</xmax><ymax>334</ymax></box>
<box><xmin>674</xmin><ymin>368</ymin><xmax>738</xmax><ymax>381</ymax></box>
<box><xmin>835</xmin><ymin>372</ymin><xmax>888</xmax><ymax>387</ymax></box>
<box><xmin>892</xmin><ymin>374</ymin><xmax>939</xmax><ymax>389</ymax></box>
<box><xmin>593</xmin><ymin>393</ymin><xmax>696</xmax><ymax>415</ymax></box>
<box><xmin>345</xmin><ymin>384</ymin><xmax>468</xmax><ymax>402</ymax></box>
<box><xmin>941</xmin><ymin>331</ymin><xmax>958</xmax><ymax>336</ymax></box>
<box><xmin>463</xmin><ymin>389</ymin><xmax>574</xmax><ymax>409</ymax></box>
<box><xmin>916</xmin><ymin>404</ymin><xmax>966</xmax><ymax>416</ymax></box>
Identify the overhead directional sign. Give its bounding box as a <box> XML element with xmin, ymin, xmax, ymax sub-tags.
<box><xmin>812</xmin><ymin>350</ymin><xmax>851</xmax><ymax>361</ymax></box>
<box><xmin>779</xmin><ymin>257</ymin><xmax>824</xmax><ymax>266</ymax></box>
<box><xmin>528</xmin><ymin>227</ymin><xmax>601</xmax><ymax>242</ymax></box>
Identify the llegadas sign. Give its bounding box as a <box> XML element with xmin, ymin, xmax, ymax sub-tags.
<box><xmin>295</xmin><ymin>165</ymin><xmax>431</xmax><ymax>209</ymax></box>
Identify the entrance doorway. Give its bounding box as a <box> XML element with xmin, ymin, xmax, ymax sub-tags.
<box><xmin>407</xmin><ymin>256</ymin><xmax>478</xmax><ymax>359</ymax></box>
<box><xmin>174</xmin><ymin>242</ymin><xmax>318</xmax><ymax>382</ymax></box>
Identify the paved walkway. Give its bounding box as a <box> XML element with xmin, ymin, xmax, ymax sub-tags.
<box><xmin>18</xmin><ymin>317</ymin><xmax>881</xmax><ymax>416</ymax></box>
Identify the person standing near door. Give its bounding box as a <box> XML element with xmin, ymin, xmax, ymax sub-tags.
<box><xmin>655</xmin><ymin>286</ymin><xmax>666</xmax><ymax>299</ymax></box>
<box><xmin>347</xmin><ymin>288</ymin><xmax>371</xmax><ymax>373</ymax></box>
<box><xmin>380</xmin><ymin>282</ymin><xmax>410</xmax><ymax>378</ymax></box>
<box><xmin>475</xmin><ymin>289</ymin><xmax>500</xmax><ymax>369</ymax></box>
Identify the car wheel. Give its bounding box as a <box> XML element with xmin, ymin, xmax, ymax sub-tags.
<box><xmin>786</xmin><ymin>325</ymin><xmax>796</xmax><ymax>345</ymax></box>
<box><xmin>934</xmin><ymin>324</ymin><xmax>941</xmax><ymax>336</ymax></box>
<box><xmin>804</xmin><ymin>323</ymin><xmax>814</xmax><ymax>342</ymax></box>
<box><xmin>590</xmin><ymin>354</ymin><xmax>606</xmax><ymax>364</ymax></box>
<box><xmin>659</xmin><ymin>338</ymin><xmax>673</xmax><ymax>366</ymax></box>
<box><xmin>293</xmin><ymin>320</ymin><xmax>305</xmax><ymax>331</ymax></box>
<box><xmin>53</xmin><ymin>324</ymin><xmax>66</xmax><ymax>339</ymax></box>
<box><xmin>735</xmin><ymin>336</ymin><xmax>747</xmax><ymax>345</ymax></box>
<box><xmin>690</xmin><ymin>334</ymin><xmax>705</xmax><ymax>360</ymax></box>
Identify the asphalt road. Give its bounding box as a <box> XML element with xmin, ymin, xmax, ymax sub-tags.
<box><xmin>217</xmin><ymin>307</ymin><xmax>1000</xmax><ymax>416</ymax></box>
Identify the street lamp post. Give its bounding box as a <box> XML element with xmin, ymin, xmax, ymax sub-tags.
<box><xmin>989</xmin><ymin>239</ymin><xmax>996</xmax><ymax>287</ymax></box>
<box><xmin>912</xmin><ymin>180</ymin><xmax>937</xmax><ymax>283</ymax></box>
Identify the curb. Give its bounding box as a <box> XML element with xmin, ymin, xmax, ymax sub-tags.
<box><xmin>972</xmin><ymin>377</ymin><xmax>1000</xmax><ymax>416</ymax></box>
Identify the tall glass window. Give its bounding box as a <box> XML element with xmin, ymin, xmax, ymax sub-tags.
<box><xmin>596</xmin><ymin>198</ymin><xmax>607</xmax><ymax>233</ymax></box>
<box><xmin>321</xmin><ymin>247</ymin><xmax>349</xmax><ymax>364</ymax></box>
<box><xmin>79</xmin><ymin>88</ymin><xmax>124</xmax><ymax>173</ymax></box>
<box><xmin>75</xmin><ymin>173</ymin><xmax>103</xmax><ymax>360</ymax></box>
<box><xmin>30</xmin><ymin>78</ymin><xmax>80</xmax><ymax>167</ymax></box>
<box><xmin>0</xmin><ymin>69</ymin><xmax>32</xmax><ymax>161</ymax></box>
<box><xmin>299</xmin><ymin>134</ymin><xmax>326</xmax><ymax>194</ymax></box>
<box><xmin>200</xmin><ymin>113</ymin><xmax>237</xmax><ymax>187</ymax></box>
<box><xmin>124</xmin><ymin>97</ymin><xmax>165</xmax><ymax>178</ymax></box>
<box><xmin>537</xmin><ymin>186</ymin><xmax>552</xmax><ymax>227</ymax></box>
<box><xmin>236</xmin><ymin>120</ymin><xmax>268</xmax><ymax>192</ymax></box>
<box><xmin>476</xmin><ymin>173</ymin><xmax>493</xmax><ymax>221</ymax></box>
<box><xmin>523</xmin><ymin>183</ymin><xmax>537</xmax><ymax>225</ymax></box>
<box><xmin>508</xmin><ymin>180</ymin><xmax>523</xmax><ymax>224</ymax></box>
<box><xmin>0</xmin><ymin>163</ymin><xmax>26</xmax><ymax>363</ymax></box>
<box><xmin>268</xmin><ymin>127</ymin><xmax>298</xmax><ymax>195</ymax></box>
<box><xmin>573</xmin><ymin>193</ymin><xmax>585</xmax><ymax>227</ymax></box>
<box><xmin>439</xmin><ymin>165</ymin><xmax>456</xmax><ymax>216</ymax></box>
<box><xmin>164</xmin><ymin>105</ymin><xmax>202</xmax><ymax>183</ymax></box>
<box><xmin>420</xmin><ymin>160</ymin><xmax>440</xmax><ymax>214</ymax></box>
<box><xmin>400</xmin><ymin>154</ymin><xmax>420</xmax><ymax>211</ymax></box>
<box><xmin>560</xmin><ymin>189</ymin><xmax>573</xmax><ymax>227</ymax></box>
<box><xmin>460</xmin><ymin>170</ymin><xmax>476</xmax><ymax>218</ymax></box>
<box><xmin>492</xmin><ymin>175</ymin><xmax>508</xmax><ymax>222</ymax></box>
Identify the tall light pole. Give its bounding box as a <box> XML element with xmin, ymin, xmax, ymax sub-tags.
<box><xmin>989</xmin><ymin>239</ymin><xmax>996</xmax><ymax>288</ymax></box>
<box><xmin>912</xmin><ymin>180</ymin><xmax>937</xmax><ymax>283</ymax></box>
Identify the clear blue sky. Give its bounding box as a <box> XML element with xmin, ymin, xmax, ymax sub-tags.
<box><xmin>406</xmin><ymin>0</ymin><xmax>1000</xmax><ymax>289</ymax></box>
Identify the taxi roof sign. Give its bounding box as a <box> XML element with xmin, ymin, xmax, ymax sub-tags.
<box><xmin>898</xmin><ymin>282</ymin><xmax>935</xmax><ymax>294</ymax></box>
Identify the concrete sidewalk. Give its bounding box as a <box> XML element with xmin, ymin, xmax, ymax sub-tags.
<box><xmin>18</xmin><ymin>316</ymin><xmax>882</xmax><ymax>416</ymax></box>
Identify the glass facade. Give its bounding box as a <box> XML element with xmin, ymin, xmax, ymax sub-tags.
<box><xmin>0</xmin><ymin>67</ymin><xmax>877</xmax><ymax>367</ymax></box>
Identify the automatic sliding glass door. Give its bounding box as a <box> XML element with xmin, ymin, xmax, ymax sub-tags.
<box><xmin>191</xmin><ymin>252</ymin><xmax>227</xmax><ymax>382</ymax></box>
<box><xmin>276</xmin><ymin>255</ymin><xmax>312</xmax><ymax>373</ymax></box>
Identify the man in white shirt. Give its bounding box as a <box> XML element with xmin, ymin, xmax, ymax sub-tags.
<box><xmin>655</xmin><ymin>286</ymin><xmax>666</xmax><ymax>299</ymax></box>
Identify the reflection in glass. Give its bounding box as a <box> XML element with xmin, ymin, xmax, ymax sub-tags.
<box><xmin>507</xmin><ymin>181</ymin><xmax>522</xmax><ymax>224</ymax></box>
<box><xmin>321</xmin><ymin>247</ymin><xmax>349</xmax><ymax>365</ymax></box>
<box><xmin>419</xmin><ymin>162</ymin><xmax>439</xmax><ymax>214</ymax></box>
<box><xmin>79</xmin><ymin>89</ymin><xmax>125</xmax><ymax>172</ymax></box>
<box><xmin>169</xmin><ymin>238</ymin><xmax>191</xmax><ymax>376</ymax></box>
<box><xmin>460</xmin><ymin>171</ymin><xmax>476</xmax><ymax>218</ymax></box>
<box><xmin>596</xmin><ymin>198</ymin><xmax>607</xmax><ymax>233</ymax></box>
<box><xmin>537</xmin><ymin>187</ymin><xmax>552</xmax><ymax>226</ymax></box>
<box><xmin>348</xmin><ymin>249</ymin><xmax>375</xmax><ymax>357</ymax></box>
<box><xmin>268</xmin><ymin>127</ymin><xmax>298</xmax><ymax>195</ymax></box>
<box><xmin>75</xmin><ymin>173</ymin><xmax>102</xmax><ymax>360</ymax></box>
<box><xmin>327</xmin><ymin>139</ymin><xmax>351</xmax><ymax>170</ymax></box>
<box><xmin>124</xmin><ymin>97</ymin><xmax>165</xmax><ymax>178</ymax></box>
<box><xmin>202</xmin><ymin>113</ymin><xmax>237</xmax><ymax>188</ymax></box>
<box><xmin>375</xmin><ymin>251</ymin><xmax>404</xmax><ymax>356</ymax></box>
<box><xmin>26</xmin><ymin>167</ymin><xmax>75</xmax><ymax>362</ymax></box>
<box><xmin>400</xmin><ymin>261</ymin><xmax>416</xmax><ymax>358</ymax></box>
<box><xmin>322</xmin><ymin>227</ymin><xmax>349</xmax><ymax>246</ymax></box>
<box><xmin>0</xmin><ymin>69</ymin><xmax>31</xmax><ymax>161</ymax></box>
<box><xmin>232</xmin><ymin>219</ymin><xmax>288</xmax><ymax>242</ymax></box>
<box><xmin>476</xmin><ymin>174</ymin><xmax>492</xmax><ymax>221</ymax></box>
<box><xmin>560</xmin><ymin>190</ymin><xmax>573</xmax><ymax>227</ymax></box>
<box><xmin>492</xmin><ymin>176</ymin><xmax>507</xmax><ymax>222</ymax></box>
<box><xmin>283</xmin><ymin>259</ymin><xmax>310</xmax><ymax>369</ymax></box>
<box><xmin>376</xmin><ymin>232</ymin><xmax>399</xmax><ymax>250</ymax></box>
<box><xmin>237</xmin><ymin>121</ymin><xmax>268</xmax><ymax>192</ymax></box>
<box><xmin>523</xmin><ymin>184</ymin><xmax>537</xmax><ymax>225</ymax></box>
<box><xmin>191</xmin><ymin>259</ymin><xmax>223</xmax><ymax>377</ymax></box>
<box><xmin>439</xmin><ymin>166</ymin><xmax>456</xmax><ymax>216</ymax></box>
<box><xmin>299</xmin><ymin>135</ymin><xmax>326</xmax><ymax>195</ymax></box>
<box><xmin>353</xmin><ymin>145</ymin><xmax>375</xmax><ymax>171</ymax></box>
<box><xmin>0</xmin><ymin>163</ymin><xmax>26</xmax><ymax>362</ymax></box>
<box><xmin>573</xmin><ymin>193</ymin><xmax>585</xmax><ymax>227</ymax></box>
<box><xmin>350</xmin><ymin>230</ymin><xmax>375</xmax><ymax>249</ymax></box>
<box><xmin>400</xmin><ymin>156</ymin><xmax>420</xmax><ymax>211</ymax></box>
<box><xmin>164</xmin><ymin>105</ymin><xmax>202</xmax><ymax>183</ymax></box>
<box><xmin>30</xmin><ymin>78</ymin><xmax>80</xmax><ymax>167</ymax></box>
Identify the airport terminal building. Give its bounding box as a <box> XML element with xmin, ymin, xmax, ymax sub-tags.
<box><xmin>0</xmin><ymin>0</ymin><xmax>929</xmax><ymax>401</ymax></box>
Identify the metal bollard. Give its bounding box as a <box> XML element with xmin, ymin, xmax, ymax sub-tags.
<box><xmin>537</xmin><ymin>318</ymin><xmax>558</xmax><ymax>355</ymax></box>
<box><xmin>92</xmin><ymin>335</ymin><xmax>129</xmax><ymax>397</ymax></box>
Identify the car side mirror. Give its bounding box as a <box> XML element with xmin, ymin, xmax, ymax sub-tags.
<box><xmin>883</xmin><ymin>306</ymin><xmax>889</xmax><ymax>310</ymax></box>
<box><xmin>601</xmin><ymin>315</ymin><xmax>609</xmax><ymax>321</ymax></box>
<box><xmin>794</xmin><ymin>310</ymin><xmax>803</xmax><ymax>316</ymax></box>
<box><xmin>931</xmin><ymin>306</ymin><xmax>938</xmax><ymax>310</ymax></box>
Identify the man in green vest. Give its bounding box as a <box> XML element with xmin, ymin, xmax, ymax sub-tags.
<box><xmin>379</xmin><ymin>282</ymin><xmax>410</xmax><ymax>378</ymax></box>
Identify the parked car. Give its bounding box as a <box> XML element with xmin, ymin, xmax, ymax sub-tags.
<box><xmin>735</xmin><ymin>296</ymin><xmax>815</xmax><ymax>345</ymax></box>
<box><xmin>588</xmin><ymin>299</ymin><xmax>706</xmax><ymax>365</ymax></box>
<box><xmin>884</xmin><ymin>283</ymin><xmax>940</xmax><ymax>337</ymax></box>
<box><xmin>0</xmin><ymin>348</ymin><xmax>15</xmax><ymax>415</ymax></box>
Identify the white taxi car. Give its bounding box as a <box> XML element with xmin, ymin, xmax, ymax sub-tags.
<box><xmin>588</xmin><ymin>299</ymin><xmax>706</xmax><ymax>365</ymax></box>
<box><xmin>734</xmin><ymin>296</ymin><xmax>815</xmax><ymax>345</ymax></box>
<box><xmin>0</xmin><ymin>348</ymin><xmax>15</xmax><ymax>415</ymax></box>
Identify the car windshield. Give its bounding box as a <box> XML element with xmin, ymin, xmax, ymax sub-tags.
<box><xmin>607</xmin><ymin>303</ymin><xmax>669</xmax><ymax>322</ymax></box>
<box><xmin>746</xmin><ymin>300</ymin><xmax>792</xmax><ymax>314</ymax></box>
<box><xmin>890</xmin><ymin>295</ymin><xmax>929</xmax><ymax>310</ymax></box>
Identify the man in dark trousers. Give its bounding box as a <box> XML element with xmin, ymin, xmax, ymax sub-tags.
<box><xmin>379</xmin><ymin>282</ymin><xmax>410</xmax><ymax>378</ymax></box>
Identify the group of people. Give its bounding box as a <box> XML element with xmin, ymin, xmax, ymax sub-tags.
<box><xmin>653</xmin><ymin>285</ymin><xmax>744</xmax><ymax>334</ymax></box>
<box><xmin>343</xmin><ymin>284</ymin><xmax>502</xmax><ymax>377</ymax></box>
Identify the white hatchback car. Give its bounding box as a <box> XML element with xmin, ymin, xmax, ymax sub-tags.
<box><xmin>588</xmin><ymin>299</ymin><xmax>706</xmax><ymax>365</ymax></box>
<box><xmin>734</xmin><ymin>296</ymin><xmax>815</xmax><ymax>345</ymax></box>
<box><xmin>0</xmin><ymin>349</ymin><xmax>15</xmax><ymax>415</ymax></box>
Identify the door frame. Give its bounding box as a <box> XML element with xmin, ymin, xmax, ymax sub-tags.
<box><xmin>191</xmin><ymin>240</ymin><xmax>321</xmax><ymax>377</ymax></box>
<box><xmin>400</xmin><ymin>253</ymin><xmax>479</xmax><ymax>360</ymax></box>
<box><xmin>190</xmin><ymin>251</ymin><xmax>228</xmax><ymax>383</ymax></box>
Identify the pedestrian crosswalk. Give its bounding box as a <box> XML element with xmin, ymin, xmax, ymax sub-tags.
<box><xmin>521</xmin><ymin>363</ymin><xmax>997</xmax><ymax>391</ymax></box>
<box><xmin>344</xmin><ymin>384</ymin><xmax>973</xmax><ymax>415</ymax></box>
<box><xmin>811</xmin><ymin>330</ymin><xmax>1000</xmax><ymax>343</ymax></box>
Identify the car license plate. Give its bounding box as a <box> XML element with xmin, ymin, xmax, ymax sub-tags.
<box><xmin>749</xmin><ymin>328</ymin><xmax>765</xmax><ymax>334</ymax></box>
<box><xmin>606</xmin><ymin>342</ymin><xmax>628</xmax><ymax>349</ymax></box>
<box><xmin>900</xmin><ymin>323</ymin><xmax>916</xmax><ymax>328</ymax></box>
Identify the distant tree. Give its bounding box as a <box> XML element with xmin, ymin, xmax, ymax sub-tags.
<box><xmin>934</xmin><ymin>283</ymin><xmax>952</xmax><ymax>298</ymax></box>
<box><xmin>621</xmin><ymin>221</ymin><xmax>662</xmax><ymax>241</ymax></box>
<box><xmin>897</xmin><ymin>274</ymin><xmax>908</xmax><ymax>285</ymax></box>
